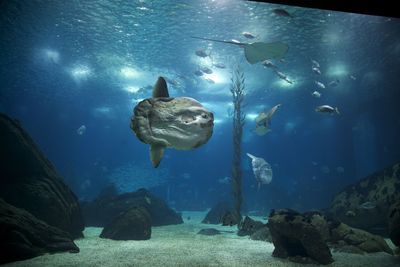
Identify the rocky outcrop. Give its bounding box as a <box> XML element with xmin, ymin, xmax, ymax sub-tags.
<box><xmin>388</xmin><ymin>201</ymin><xmax>400</xmax><ymax>247</ymax></box>
<box><xmin>237</xmin><ymin>216</ymin><xmax>265</xmax><ymax>236</ymax></box>
<box><xmin>0</xmin><ymin>114</ymin><xmax>84</xmax><ymax>238</ymax></box>
<box><xmin>268</xmin><ymin>209</ymin><xmax>334</xmax><ymax>265</ymax></box>
<box><xmin>82</xmin><ymin>188</ymin><xmax>182</xmax><ymax>227</ymax></box>
<box><xmin>202</xmin><ymin>202</ymin><xmax>233</xmax><ymax>224</ymax></box>
<box><xmin>250</xmin><ymin>227</ymin><xmax>271</xmax><ymax>242</ymax></box>
<box><xmin>0</xmin><ymin>198</ymin><xmax>79</xmax><ymax>264</ymax></box>
<box><xmin>268</xmin><ymin>209</ymin><xmax>392</xmax><ymax>265</ymax></box>
<box><xmin>329</xmin><ymin>161</ymin><xmax>400</xmax><ymax>233</ymax></box>
<box><xmin>100</xmin><ymin>206</ymin><xmax>151</xmax><ymax>240</ymax></box>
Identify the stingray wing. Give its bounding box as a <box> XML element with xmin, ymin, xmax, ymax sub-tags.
<box><xmin>244</xmin><ymin>42</ymin><xmax>289</xmax><ymax>64</ymax></box>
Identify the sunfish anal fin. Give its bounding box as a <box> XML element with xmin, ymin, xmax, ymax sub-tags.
<box><xmin>150</xmin><ymin>145</ymin><xmax>165</xmax><ymax>168</ymax></box>
<box><xmin>152</xmin><ymin>77</ymin><xmax>169</xmax><ymax>98</ymax></box>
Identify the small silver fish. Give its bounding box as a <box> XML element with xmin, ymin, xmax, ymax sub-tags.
<box><xmin>359</xmin><ymin>201</ymin><xmax>376</xmax><ymax>209</ymax></box>
<box><xmin>328</xmin><ymin>79</ymin><xmax>340</xmax><ymax>87</ymax></box>
<box><xmin>311</xmin><ymin>59</ymin><xmax>320</xmax><ymax>68</ymax></box>
<box><xmin>194</xmin><ymin>70</ymin><xmax>203</xmax><ymax>76</ymax></box>
<box><xmin>195</xmin><ymin>49</ymin><xmax>209</xmax><ymax>58</ymax></box>
<box><xmin>261</xmin><ymin>60</ymin><xmax>277</xmax><ymax>69</ymax></box>
<box><xmin>312</xmin><ymin>67</ymin><xmax>321</xmax><ymax>75</ymax></box>
<box><xmin>315</xmin><ymin>81</ymin><xmax>326</xmax><ymax>89</ymax></box>
<box><xmin>213</xmin><ymin>63</ymin><xmax>226</xmax><ymax>69</ymax></box>
<box><xmin>77</xmin><ymin>125</ymin><xmax>86</xmax><ymax>135</ymax></box>
<box><xmin>311</xmin><ymin>91</ymin><xmax>321</xmax><ymax>98</ymax></box>
<box><xmin>242</xmin><ymin>31</ymin><xmax>256</xmax><ymax>39</ymax></box>
<box><xmin>200</xmin><ymin>67</ymin><xmax>213</xmax><ymax>74</ymax></box>
<box><xmin>315</xmin><ymin>105</ymin><xmax>340</xmax><ymax>115</ymax></box>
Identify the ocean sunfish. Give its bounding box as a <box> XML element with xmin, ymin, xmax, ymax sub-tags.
<box><xmin>247</xmin><ymin>153</ymin><xmax>273</xmax><ymax>189</ymax></box>
<box><xmin>131</xmin><ymin>77</ymin><xmax>214</xmax><ymax>167</ymax></box>
<box><xmin>255</xmin><ymin>104</ymin><xmax>281</xmax><ymax>136</ymax></box>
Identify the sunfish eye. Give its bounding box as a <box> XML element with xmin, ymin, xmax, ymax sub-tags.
<box><xmin>201</xmin><ymin>113</ymin><xmax>208</xmax><ymax>119</ymax></box>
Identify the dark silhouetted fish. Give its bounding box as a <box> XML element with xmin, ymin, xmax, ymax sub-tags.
<box><xmin>272</xmin><ymin>8</ymin><xmax>292</xmax><ymax>17</ymax></box>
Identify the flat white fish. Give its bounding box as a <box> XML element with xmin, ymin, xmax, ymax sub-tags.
<box><xmin>311</xmin><ymin>59</ymin><xmax>320</xmax><ymax>68</ymax></box>
<box><xmin>195</xmin><ymin>49</ymin><xmax>209</xmax><ymax>58</ymax></box>
<box><xmin>311</xmin><ymin>91</ymin><xmax>321</xmax><ymax>98</ymax></box>
<box><xmin>359</xmin><ymin>201</ymin><xmax>376</xmax><ymax>209</ymax></box>
<box><xmin>328</xmin><ymin>79</ymin><xmax>340</xmax><ymax>87</ymax></box>
<box><xmin>247</xmin><ymin>153</ymin><xmax>273</xmax><ymax>189</ymax></box>
<box><xmin>312</xmin><ymin>67</ymin><xmax>321</xmax><ymax>75</ymax></box>
<box><xmin>315</xmin><ymin>81</ymin><xmax>326</xmax><ymax>89</ymax></box>
<box><xmin>77</xmin><ymin>125</ymin><xmax>86</xmax><ymax>135</ymax></box>
<box><xmin>213</xmin><ymin>63</ymin><xmax>226</xmax><ymax>69</ymax></box>
<box><xmin>261</xmin><ymin>60</ymin><xmax>277</xmax><ymax>69</ymax></box>
<box><xmin>315</xmin><ymin>105</ymin><xmax>340</xmax><ymax>115</ymax></box>
<box><xmin>242</xmin><ymin>31</ymin><xmax>256</xmax><ymax>39</ymax></box>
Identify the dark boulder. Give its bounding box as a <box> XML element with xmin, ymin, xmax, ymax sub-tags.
<box><xmin>328</xmin><ymin>161</ymin><xmax>400</xmax><ymax>233</ymax></box>
<box><xmin>388</xmin><ymin>200</ymin><xmax>400</xmax><ymax>247</ymax></box>
<box><xmin>237</xmin><ymin>216</ymin><xmax>265</xmax><ymax>236</ymax></box>
<box><xmin>82</xmin><ymin>188</ymin><xmax>182</xmax><ymax>227</ymax></box>
<box><xmin>0</xmin><ymin>198</ymin><xmax>79</xmax><ymax>264</ymax></box>
<box><xmin>197</xmin><ymin>228</ymin><xmax>221</xmax><ymax>236</ymax></box>
<box><xmin>250</xmin><ymin>226</ymin><xmax>271</xmax><ymax>242</ymax></box>
<box><xmin>268</xmin><ymin>209</ymin><xmax>334</xmax><ymax>265</ymax></box>
<box><xmin>0</xmin><ymin>114</ymin><xmax>84</xmax><ymax>238</ymax></box>
<box><xmin>267</xmin><ymin>208</ymin><xmax>393</xmax><ymax>264</ymax></box>
<box><xmin>221</xmin><ymin>211</ymin><xmax>241</xmax><ymax>226</ymax></box>
<box><xmin>100</xmin><ymin>206</ymin><xmax>151</xmax><ymax>240</ymax></box>
<box><xmin>202</xmin><ymin>202</ymin><xmax>233</xmax><ymax>224</ymax></box>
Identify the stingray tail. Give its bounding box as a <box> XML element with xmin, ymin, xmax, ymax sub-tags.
<box><xmin>191</xmin><ymin>36</ymin><xmax>244</xmax><ymax>46</ymax></box>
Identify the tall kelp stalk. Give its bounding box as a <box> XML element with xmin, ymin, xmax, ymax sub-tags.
<box><xmin>230</xmin><ymin>66</ymin><xmax>246</xmax><ymax>222</ymax></box>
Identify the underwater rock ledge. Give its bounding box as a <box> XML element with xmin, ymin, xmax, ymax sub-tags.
<box><xmin>0</xmin><ymin>198</ymin><xmax>79</xmax><ymax>265</ymax></box>
<box><xmin>0</xmin><ymin>113</ymin><xmax>84</xmax><ymax>238</ymax></box>
<box><xmin>82</xmin><ymin>188</ymin><xmax>183</xmax><ymax>227</ymax></box>
<box><xmin>328</xmin><ymin>161</ymin><xmax>400</xmax><ymax>233</ymax></box>
<box><xmin>100</xmin><ymin>206</ymin><xmax>152</xmax><ymax>240</ymax></box>
<box><xmin>267</xmin><ymin>209</ymin><xmax>393</xmax><ymax>265</ymax></box>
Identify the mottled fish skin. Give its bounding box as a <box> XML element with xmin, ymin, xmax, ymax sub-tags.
<box><xmin>131</xmin><ymin>77</ymin><xmax>214</xmax><ymax>167</ymax></box>
<box><xmin>247</xmin><ymin>153</ymin><xmax>273</xmax><ymax>188</ymax></box>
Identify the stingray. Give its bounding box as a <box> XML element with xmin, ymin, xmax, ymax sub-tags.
<box><xmin>191</xmin><ymin>36</ymin><xmax>289</xmax><ymax>64</ymax></box>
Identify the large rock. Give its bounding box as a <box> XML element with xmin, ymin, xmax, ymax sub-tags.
<box><xmin>268</xmin><ymin>209</ymin><xmax>392</xmax><ymax>260</ymax></box>
<box><xmin>202</xmin><ymin>202</ymin><xmax>233</xmax><ymax>224</ymax></box>
<box><xmin>0</xmin><ymin>198</ymin><xmax>79</xmax><ymax>264</ymax></box>
<box><xmin>388</xmin><ymin>200</ymin><xmax>400</xmax><ymax>247</ymax></box>
<box><xmin>329</xmin><ymin>161</ymin><xmax>400</xmax><ymax>233</ymax></box>
<box><xmin>237</xmin><ymin>216</ymin><xmax>265</xmax><ymax>236</ymax></box>
<box><xmin>82</xmin><ymin>188</ymin><xmax>183</xmax><ymax>227</ymax></box>
<box><xmin>100</xmin><ymin>206</ymin><xmax>151</xmax><ymax>240</ymax></box>
<box><xmin>268</xmin><ymin>209</ymin><xmax>334</xmax><ymax>265</ymax></box>
<box><xmin>0</xmin><ymin>114</ymin><xmax>84</xmax><ymax>238</ymax></box>
<box><xmin>329</xmin><ymin>221</ymin><xmax>393</xmax><ymax>254</ymax></box>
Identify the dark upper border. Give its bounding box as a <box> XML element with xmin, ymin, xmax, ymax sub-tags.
<box><xmin>247</xmin><ymin>1</ymin><xmax>400</xmax><ymax>19</ymax></box>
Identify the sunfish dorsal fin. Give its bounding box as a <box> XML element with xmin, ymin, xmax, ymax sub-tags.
<box><xmin>152</xmin><ymin>77</ymin><xmax>169</xmax><ymax>98</ymax></box>
<box><xmin>150</xmin><ymin>144</ymin><xmax>165</xmax><ymax>168</ymax></box>
<box><xmin>246</xmin><ymin>153</ymin><xmax>256</xmax><ymax>161</ymax></box>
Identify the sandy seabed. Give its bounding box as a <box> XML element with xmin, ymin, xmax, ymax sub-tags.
<box><xmin>4</xmin><ymin>211</ymin><xmax>399</xmax><ymax>267</ymax></box>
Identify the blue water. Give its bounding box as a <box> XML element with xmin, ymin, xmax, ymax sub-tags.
<box><xmin>1</xmin><ymin>0</ymin><xmax>399</xmax><ymax>212</ymax></box>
